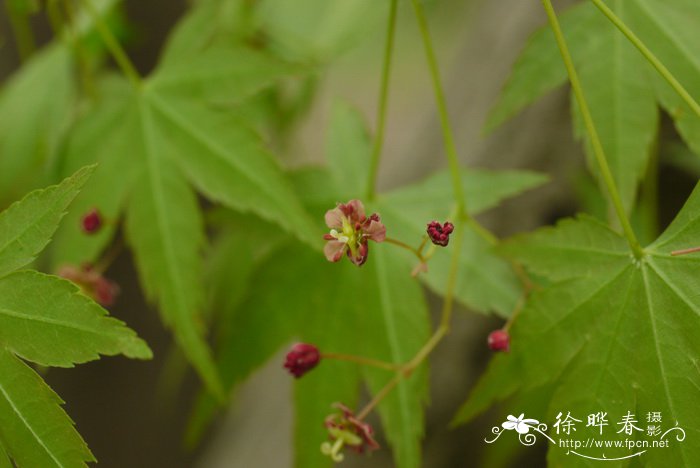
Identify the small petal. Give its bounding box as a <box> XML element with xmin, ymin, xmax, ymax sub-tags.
<box><xmin>324</xmin><ymin>207</ymin><xmax>344</xmax><ymax>230</ymax></box>
<box><xmin>339</xmin><ymin>199</ymin><xmax>366</xmax><ymax>222</ymax></box>
<box><xmin>502</xmin><ymin>421</ymin><xmax>517</xmax><ymax>430</ymax></box>
<box><xmin>324</xmin><ymin>240</ymin><xmax>346</xmax><ymax>263</ymax></box>
<box><xmin>364</xmin><ymin>218</ymin><xmax>386</xmax><ymax>243</ymax></box>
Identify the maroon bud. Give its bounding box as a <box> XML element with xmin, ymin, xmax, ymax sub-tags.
<box><xmin>427</xmin><ymin>221</ymin><xmax>454</xmax><ymax>246</ymax></box>
<box><xmin>284</xmin><ymin>343</ymin><xmax>320</xmax><ymax>378</ymax></box>
<box><xmin>488</xmin><ymin>329</ymin><xmax>510</xmax><ymax>352</ymax></box>
<box><xmin>81</xmin><ymin>208</ymin><xmax>103</xmax><ymax>234</ymax></box>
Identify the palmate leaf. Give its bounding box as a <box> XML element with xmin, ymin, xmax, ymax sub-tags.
<box><xmin>52</xmin><ymin>22</ymin><xmax>318</xmax><ymax>395</ymax></box>
<box><xmin>0</xmin><ymin>168</ymin><xmax>151</xmax><ymax>467</ymax></box>
<box><xmin>487</xmin><ymin>0</ymin><xmax>700</xmax><ymax>215</ymax></box>
<box><xmin>453</xmin><ymin>185</ymin><xmax>700</xmax><ymax>465</ymax></box>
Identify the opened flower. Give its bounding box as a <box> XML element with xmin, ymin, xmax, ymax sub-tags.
<box><xmin>323</xmin><ymin>200</ymin><xmax>386</xmax><ymax>266</ymax></box>
<box><xmin>427</xmin><ymin>220</ymin><xmax>454</xmax><ymax>246</ymax></box>
<box><xmin>321</xmin><ymin>403</ymin><xmax>379</xmax><ymax>462</ymax></box>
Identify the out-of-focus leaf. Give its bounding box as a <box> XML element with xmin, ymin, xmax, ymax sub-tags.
<box><xmin>326</xmin><ymin>100</ymin><xmax>372</xmax><ymax>198</ymax></box>
<box><xmin>0</xmin><ymin>45</ymin><xmax>75</xmax><ymax>204</ymax></box>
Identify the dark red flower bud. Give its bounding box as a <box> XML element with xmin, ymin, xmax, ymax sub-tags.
<box><xmin>81</xmin><ymin>208</ymin><xmax>103</xmax><ymax>234</ymax></box>
<box><xmin>427</xmin><ymin>221</ymin><xmax>454</xmax><ymax>246</ymax></box>
<box><xmin>488</xmin><ymin>329</ymin><xmax>510</xmax><ymax>352</ymax></box>
<box><xmin>284</xmin><ymin>343</ymin><xmax>320</xmax><ymax>378</ymax></box>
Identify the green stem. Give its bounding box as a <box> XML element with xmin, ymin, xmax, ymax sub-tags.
<box><xmin>385</xmin><ymin>237</ymin><xmax>427</xmax><ymax>262</ymax></box>
<box><xmin>410</xmin><ymin>0</ymin><xmax>466</xmax><ymax>214</ymax></box>
<box><xmin>5</xmin><ymin>0</ymin><xmax>35</xmax><ymax>61</ymax></box>
<box><xmin>542</xmin><ymin>0</ymin><xmax>643</xmax><ymax>259</ymax></box>
<box><xmin>356</xmin><ymin>218</ymin><xmax>464</xmax><ymax>420</ymax></box>
<box><xmin>366</xmin><ymin>0</ymin><xmax>398</xmax><ymax>200</ymax></box>
<box><xmin>78</xmin><ymin>0</ymin><xmax>141</xmax><ymax>88</ymax></box>
<box><xmin>322</xmin><ymin>352</ymin><xmax>401</xmax><ymax>371</ymax></box>
<box><xmin>589</xmin><ymin>0</ymin><xmax>700</xmax><ymax>119</ymax></box>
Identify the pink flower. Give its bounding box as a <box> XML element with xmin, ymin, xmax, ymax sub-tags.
<box><xmin>427</xmin><ymin>221</ymin><xmax>454</xmax><ymax>246</ymax></box>
<box><xmin>284</xmin><ymin>343</ymin><xmax>321</xmax><ymax>378</ymax></box>
<box><xmin>323</xmin><ymin>200</ymin><xmax>386</xmax><ymax>266</ymax></box>
<box><xmin>321</xmin><ymin>403</ymin><xmax>380</xmax><ymax>462</ymax></box>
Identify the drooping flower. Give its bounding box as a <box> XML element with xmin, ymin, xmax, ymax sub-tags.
<box><xmin>323</xmin><ymin>200</ymin><xmax>386</xmax><ymax>266</ymax></box>
<box><xmin>321</xmin><ymin>403</ymin><xmax>379</xmax><ymax>462</ymax></box>
<box><xmin>81</xmin><ymin>208</ymin><xmax>103</xmax><ymax>234</ymax></box>
<box><xmin>284</xmin><ymin>343</ymin><xmax>321</xmax><ymax>378</ymax></box>
<box><xmin>58</xmin><ymin>263</ymin><xmax>120</xmax><ymax>307</ymax></box>
<box><xmin>488</xmin><ymin>329</ymin><xmax>510</xmax><ymax>352</ymax></box>
<box><xmin>427</xmin><ymin>220</ymin><xmax>454</xmax><ymax>246</ymax></box>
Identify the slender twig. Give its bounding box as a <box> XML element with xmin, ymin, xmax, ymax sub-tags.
<box><xmin>78</xmin><ymin>0</ymin><xmax>141</xmax><ymax>88</ymax></box>
<box><xmin>366</xmin><ymin>0</ymin><xmax>398</xmax><ymax>200</ymax></box>
<box><xmin>356</xmin><ymin>372</ymin><xmax>402</xmax><ymax>421</ymax></box>
<box><xmin>322</xmin><ymin>352</ymin><xmax>402</xmax><ymax>372</ymax></box>
<box><xmin>409</xmin><ymin>0</ymin><xmax>466</xmax><ymax>214</ymax></box>
<box><xmin>542</xmin><ymin>0</ymin><xmax>643</xmax><ymax>259</ymax></box>
<box><xmin>589</xmin><ymin>0</ymin><xmax>700</xmax><ymax>119</ymax></box>
<box><xmin>385</xmin><ymin>237</ymin><xmax>427</xmax><ymax>262</ymax></box>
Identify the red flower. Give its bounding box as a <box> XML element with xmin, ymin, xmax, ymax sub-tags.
<box><xmin>488</xmin><ymin>329</ymin><xmax>510</xmax><ymax>352</ymax></box>
<box><xmin>58</xmin><ymin>264</ymin><xmax>120</xmax><ymax>307</ymax></box>
<box><xmin>321</xmin><ymin>403</ymin><xmax>380</xmax><ymax>461</ymax></box>
<box><xmin>323</xmin><ymin>200</ymin><xmax>386</xmax><ymax>266</ymax></box>
<box><xmin>81</xmin><ymin>208</ymin><xmax>103</xmax><ymax>234</ymax></box>
<box><xmin>427</xmin><ymin>221</ymin><xmax>454</xmax><ymax>246</ymax></box>
<box><xmin>284</xmin><ymin>343</ymin><xmax>320</xmax><ymax>378</ymax></box>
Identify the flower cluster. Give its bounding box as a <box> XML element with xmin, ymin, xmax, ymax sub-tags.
<box><xmin>284</xmin><ymin>343</ymin><xmax>320</xmax><ymax>378</ymax></box>
<box><xmin>321</xmin><ymin>403</ymin><xmax>379</xmax><ymax>462</ymax></box>
<box><xmin>426</xmin><ymin>220</ymin><xmax>454</xmax><ymax>246</ymax></box>
<box><xmin>58</xmin><ymin>264</ymin><xmax>120</xmax><ymax>307</ymax></box>
<box><xmin>324</xmin><ymin>200</ymin><xmax>386</xmax><ymax>266</ymax></box>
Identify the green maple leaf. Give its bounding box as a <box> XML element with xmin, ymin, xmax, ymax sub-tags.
<box><xmin>453</xmin><ymin>186</ymin><xmax>700</xmax><ymax>464</ymax></box>
<box><xmin>487</xmin><ymin>0</ymin><xmax>700</xmax><ymax>215</ymax></box>
<box><xmin>0</xmin><ymin>167</ymin><xmax>151</xmax><ymax>467</ymax></box>
<box><xmin>50</xmin><ymin>8</ymin><xmax>319</xmax><ymax>396</ymax></box>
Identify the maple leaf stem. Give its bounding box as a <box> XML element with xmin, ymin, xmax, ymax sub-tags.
<box><xmin>589</xmin><ymin>0</ymin><xmax>700</xmax><ymax>119</ymax></box>
<box><xmin>541</xmin><ymin>0</ymin><xmax>644</xmax><ymax>260</ymax></box>
<box><xmin>366</xmin><ymin>0</ymin><xmax>398</xmax><ymax>201</ymax></box>
<box><xmin>78</xmin><ymin>0</ymin><xmax>142</xmax><ymax>88</ymax></box>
